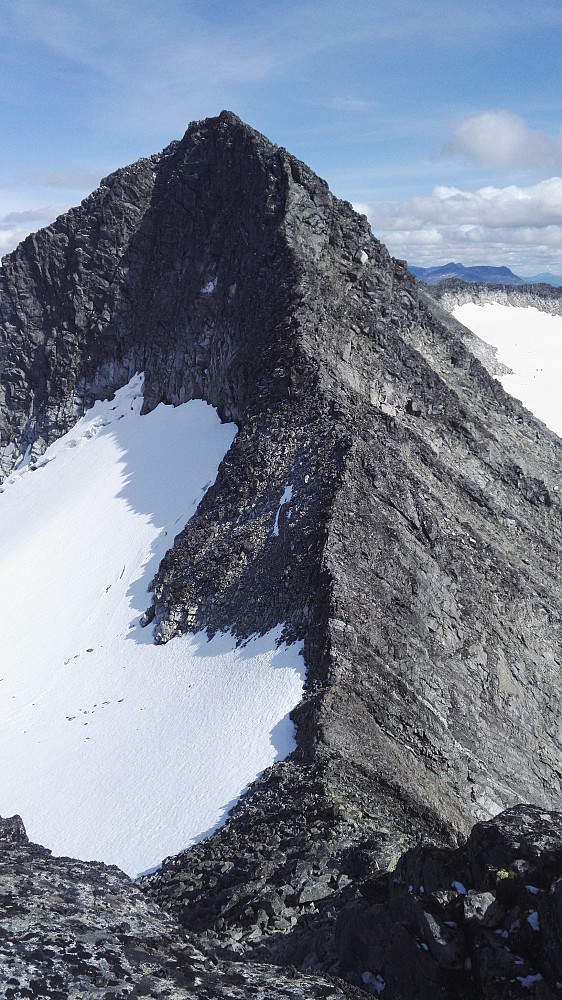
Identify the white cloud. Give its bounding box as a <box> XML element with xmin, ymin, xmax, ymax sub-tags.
<box><xmin>0</xmin><ymin>229</ymin><xmax>25</xmax><ymax>257</ymax></box>
<box><xmin>2</xmin><ymin>207</ymin><xmax>67</xmax><ymax>224</ymax></box>
<box><xmin>445</xmin><ymin>110</ymin><xmax>562</xmax><ymax>173</ymax></box>
<box><xmin>362</xmin><ymin>177</ymin><xmax>562</xmax><ymax>271</ymax></box>
<box><xmin>372</xmin><ymin>178</ymin><xmax>562</xmax><ymax>230</ymax></box>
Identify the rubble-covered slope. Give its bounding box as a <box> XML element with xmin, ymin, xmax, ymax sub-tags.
<box><xmin>0</xmin><ymin>815</ymin><xmax>363</xmax><ymax>999</ymax></box>
<box><xmin>1</xmin><ymin>806</ymin><xmax>561</xmax><ymax>999</ymax></box>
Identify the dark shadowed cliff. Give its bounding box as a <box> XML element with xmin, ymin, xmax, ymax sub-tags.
<box><xmin>1</xmin><ymin>112</ymin><xmax>561</xmax><ymax>998</ymax></box>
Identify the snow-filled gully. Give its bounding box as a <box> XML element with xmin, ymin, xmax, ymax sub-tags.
<box><xmin>0</xmin><ymin>375</ymin><xmax>305</xmax><ymax>877</ymax></box>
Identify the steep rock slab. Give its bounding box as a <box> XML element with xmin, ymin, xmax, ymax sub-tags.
<box><xmin>143</xmin><ymin>118</ymin><xmax>562</xmax><ymax>837</ymax></box>
<box><xmin>1</xmin><ymin>113</ymin><xmax>562</xmax><ymax>961</ymax></box>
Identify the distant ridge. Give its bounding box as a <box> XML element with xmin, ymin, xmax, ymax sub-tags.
<box><xmin>410</xmin><ymin>260</ymin><xmax>562</xmax><ymax>287</ymax></box>
<box><xmin>409</xmin><ymin>261</ymin><xmax>525</xmax><ymax>285</ymax></box>
<box><xmin>521</xmin><ymin>270</ymin><xmax>562</xmax><ymax>286</ymax></box>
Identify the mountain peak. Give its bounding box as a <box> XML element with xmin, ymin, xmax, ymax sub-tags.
<box><xmin>1</xmin><ymin>114</ymin><xmax>562</xmax><ymax>996</ymax></box>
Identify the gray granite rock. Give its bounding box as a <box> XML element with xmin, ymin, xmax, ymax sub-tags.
<box><xmin>0</xmin><ymin>802</ymin><xmax>560</xmax><ymax>995</ymax></box>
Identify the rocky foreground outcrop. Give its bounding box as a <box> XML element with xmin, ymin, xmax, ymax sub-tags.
<box><xmin>1</xmin><ymin>807</ymin><xmax>561</xmax><ymax>998</ymax></box>
<box><xmin>0</xmin><ymin>814</ymin><xmax>363</xmax><ymax>999</ymax></box>
<box><xmin>1</xmin><ymin>112</ymin><xmax>562</xmax><ymax>996</ymax></box>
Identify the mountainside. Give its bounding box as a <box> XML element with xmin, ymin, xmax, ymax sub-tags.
<box><xmin>410</xmin><ymin>261</ymin><xmax>562</xmax><ymax>287</ymax></box>
<box><xmin>425</xmin><ymin>281</ymin><xmax>562</xmax><ymax>440</ymax></box>
<box><xmin>0</xmin><ymin>375</ymin><xmax>306</xmax><ymax>877</ymax></box>
<box><xmin>1</xmin><ymin>112</ymin><xmax>562</xmax><ymax>998</ymax></box>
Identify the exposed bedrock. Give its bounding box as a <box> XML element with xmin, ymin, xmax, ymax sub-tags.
<box><xmin>1</xmin><ymin>112</ymin><xmax>562</xmax><ymax>986</ymax></box>
<box><xmin>0</xmin><ymin>815</ymin><xmax>363</xmax><ymax>999</ymax></box>
<box><xmin>333</xmin><ymin>803</ymin><xmax>562</xmax><ymax>999</ymax></box>
<box><xmin>1</xmin><ymin>807</ymin><xmax>561</xmax><ymax>998</ymax></box>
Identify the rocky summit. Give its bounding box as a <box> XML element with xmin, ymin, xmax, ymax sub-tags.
<box><xmin>0</xmin><ymin>111</ymin><xmax>561</xmax><ymax>998</ymax></box>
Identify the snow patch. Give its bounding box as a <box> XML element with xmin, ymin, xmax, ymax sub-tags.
<box><xmin>272</xmin><ymin>484</ymin><xmax>293</xmax><ymax>537</ymax></box>
<box><xmin>527</xmin><ymin>911</ymin><xmax>540</xmax><ymax>932</ymax></box>
<box><xmin>452</xmin><ymin>302</ymin><xmax>562</xmax><ymax>437</ymax></box>
<box><xmin>0</xmin><ymin>375</ymin><xmax>305</xmax><ymax>877</ymax></box>
<box><xmin>517</xmin><ymin>974</ymin><xmax>543</xmax><ymax>988</ymax></box>
<box><xmin>361</xmin><ymin>971</ymin><xmax>385</xmax><ymax>993</ymax></box>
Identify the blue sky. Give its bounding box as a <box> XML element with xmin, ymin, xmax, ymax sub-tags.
<box><xmin>1</xmin><ymin>0</ymin><xmax>561</xmax><ymax>272</ymax></box>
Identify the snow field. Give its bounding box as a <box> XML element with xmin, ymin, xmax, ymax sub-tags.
<box><xmin>452</xmin><ymin>302</ymin><xmax>562</xmax><ymax>438</ymax></box>
<box><xmin>0</xmin><ymin>375</ymin><xmax>305</xmax><ymax>877</ymax></box>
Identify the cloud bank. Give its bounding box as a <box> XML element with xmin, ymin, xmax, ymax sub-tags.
<box><xmin>363</xmin><ymin>177</ymin><xmax>562</xmax><ymax>271</ymax></box>
<box><xmin>0</xmin><ymin>205</ymin><xmax>70</xmax><ymax>258</ymax></box>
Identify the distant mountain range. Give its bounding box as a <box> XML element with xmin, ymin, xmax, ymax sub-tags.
<box><xmin>522</xmin><ymin>270</ymin><xmax>562</xmax><ymax>285</ymax></box>
<box><xmin>409</xmin><ymin>261</ymin><xmax>562</xmax><ymax>286</ymax></box>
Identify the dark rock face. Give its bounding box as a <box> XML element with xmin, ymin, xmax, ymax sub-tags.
<box><xmin>334</xmin><ymin>805</ymin><xmax>562</xmax><ymax>999</ymax></box>
<box><xmin>1</xmin><ymin>112</ymin><xmax>562</xmax><ymax>995</ymax></box>
<box><xmin>1</xmin><ymin>808</ymin><xmax>561</xmax><ymax>998</ymax></box>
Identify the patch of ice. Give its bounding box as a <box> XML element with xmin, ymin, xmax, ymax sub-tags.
<box><xmin>527</xmin><ymin>911</ymin><xmax>540</xmax><ymax>931</ymax></box>
<box><xmin>13</xmin><ymin>443</ymin><xmax>32</xmax><ymax>471</ymax></box>
<box><xmin>517</xmin><ymin>974</ymin><xmax>543</xmax><ymax>988</ymax></box>
<box><xmin>201</xmin><ymin>277</ymin><xmax>217</xmax><ymax>294</ymax></box>
<box><xmin>361</xmin><ymin>972</ymin><xmax>385</xmax><ymax>993</ymax></box>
